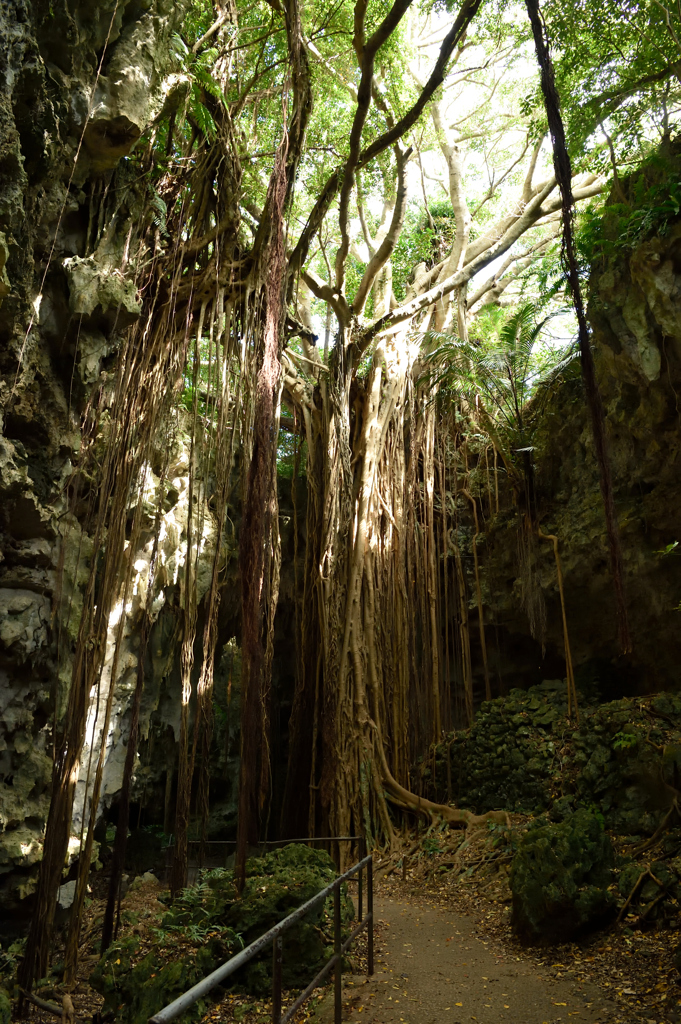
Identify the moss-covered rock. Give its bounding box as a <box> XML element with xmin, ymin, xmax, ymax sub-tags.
<box><xmin>90</xmin><ymin>845</ymin><xmax>354</xmax><ymax>1024</ymax></box>
<box><xmin>428</xmin><ymin>686</ymin><xmax>681</xmax><ymax>838</ymax></box>
<box><xmin>91</xmin><ymin>936</ymin><xmax>217</xmax><ymax>1024</ymax></box>
<box><xmin>226</xmin><ymin>845</ymin><xmax>355</xmax><ymax>986</ymax></box>
<box><xmin>428</xmin><ymin>680</ymin><xmax>574</xmax><ymax>815</ymax></box>
<box><xmin>510</xmin><ymin>809</ymin><xmax>616</xmax><ymax>943</ymax></box>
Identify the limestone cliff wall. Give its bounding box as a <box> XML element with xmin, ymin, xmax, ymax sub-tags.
<box><xmin>476</xmin><ymin>180</ymin><xmax>681</xmax><ymax>696</ymax></box>
<box><xmin>0</xmin><ymin>0</ymin><xmax>191</xmax><ymax>921</ymax></box>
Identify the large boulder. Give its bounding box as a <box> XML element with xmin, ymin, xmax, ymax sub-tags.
<box><xmin>510</xmin><ymin>809</ymin><xmax>616</xmax><ymax>943</ymax></box>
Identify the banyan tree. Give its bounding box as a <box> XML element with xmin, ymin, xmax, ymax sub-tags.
<box><xmin>9</xmin><ymin>0</ymin><xmax>669</xmax><ymax>995</ymax></box>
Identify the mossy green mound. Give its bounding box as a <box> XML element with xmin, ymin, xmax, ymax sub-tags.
<box><xmin>510</xmin><ymin>809</ymin><xmax>616</xmax><ymax>943</ymax></box>
<box><xmin>429</xmin><ymin>686</ymin><xmax>681</xmax><ymax>835</ymax></box>
<box><xmin>91</xmin><ymin>935</ymin><xmax>221</xmax><ymax>1024</ymax></box>
<box><xmin>90</xmin><ymin>845</ymin><xmax>354</xmax><ymax>1024</ymax></box>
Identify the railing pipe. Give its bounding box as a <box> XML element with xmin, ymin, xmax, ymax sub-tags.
<box><xmin>367</xmin><ymin>854</ymin><xmax>374</xmax><ymax>976</ymax></box>
<box><xmin>278</xmin><ymin>953</ymin><xmax>340</xmax><ymax>1024</ymax></box>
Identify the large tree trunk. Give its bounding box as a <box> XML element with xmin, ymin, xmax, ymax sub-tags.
<box><xmin>282</xmin><ymin>327</ymin><xmax>496</xmax><ymax>858</ymax></box>
<box><xmin>235</xmin><ymin>0</ymin><xmax>311</xmax><ymax>884</ymax></box>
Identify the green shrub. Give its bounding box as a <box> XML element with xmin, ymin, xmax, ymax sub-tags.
<box><xmin>90</xmin><ymin>845</ymin><xmax>354</xmax><ymax>1024</ymax></box>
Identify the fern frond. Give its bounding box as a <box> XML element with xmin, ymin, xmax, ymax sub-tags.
<box><xmin>191</xmin><ymin>85</ymin><xmax>217</xmax><ymax>139</ymax></box>
<box><xmin>194</xmin><ymin>64</ymin><xmax>227</xmax><ymax>107</ymax></box>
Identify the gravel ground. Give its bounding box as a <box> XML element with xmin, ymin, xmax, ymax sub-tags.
<box><xmin>371</xmin><ymin>858</ymin><xmax>680</xmax><ymax>1024</ymax></box>
<box><xmin>338</xmin><ymin>892</ymin><xmax>618</xmax><ymax>1024</ymax></box>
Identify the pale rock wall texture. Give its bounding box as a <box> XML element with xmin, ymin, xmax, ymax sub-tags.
<box><xmin>0</xmin><ymin>0</ymin><xmax>191</xmax><ymax>922</ymax></box>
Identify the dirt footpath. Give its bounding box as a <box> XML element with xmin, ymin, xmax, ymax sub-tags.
<box><xmin>339</xmin><ymin>895</ymin><xmax>623</xmax><ymax>1024</ymax></box>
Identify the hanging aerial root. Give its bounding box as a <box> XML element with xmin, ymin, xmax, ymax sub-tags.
<box><xmin>538</xmin><ymin>529</ymin><xmax>578</xmax><ymax>721</ymax></box>
<box><xmin>462</xmin><ymin>488</ymin><xmax>491</xmax><ymax>702</ymax></box>
<box><xmin>18</xmin><ymin>992</ymin><xmax>63</xmax><ymax>1018</ymax></box>
<box><xmin>525</xmin><ymin>0</ymin><xmax>631</xmax><ymax>655</ymax></box>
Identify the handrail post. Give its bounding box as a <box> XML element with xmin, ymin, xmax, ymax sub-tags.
<box><xmin>272</xmin><ymin>935</ymin><xmax>282</xmax><ymax>1024</ymax></box>
<box><xmin>334</xmin><ymin>882</ymin><xmax>342</xmax><ymax>1024</ymax></box>
<box><xmin>367</xmin><ymin>855</ymin><xmax>374</xmax><ymax>976</ymax></box>
<box><xmin>358</xmin><ymin>864</ymin><xmax>363</xmax><ymax>923</ymax></box>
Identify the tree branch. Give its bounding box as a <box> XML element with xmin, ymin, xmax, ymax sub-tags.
<box><xmin>471</xmin><ymin>135</ymin><xmax>531</xmax><ymax>221</ymax></box>
<box><xmin>461</xmin><ymin>174</ymin><xmax>558</xmax><ymax>266</ymax></box>
<box><xmin>431</xmin><ymin>99</ymin><xmax>469</xmax><ymax>278</ymax></box>
<box><xmin>585</xmin><ymin>59</ymin><xmax>681</xmax><ymax>121</ymax></box>
<box><xmin>356</xmin><ymin>170</ymin><xmax>377</xmax><ymax>255</ymax></box>
<box><xmin>302</xmin><ymin>268</ymin><xmax>351</xmax><ymax>324</ymax></box>
<box><xmin>287</xmin><ymin>0</ymin><xmax>484</xmax><ymax>288</ymax></box>
<box><xmin>467</xmin><ymin>230</ymin><xmax>558</xmax><ymax>310</ymax></box>
<box><xmin>523</xmin><ymin>137</ymin><xmax>544</xmax><ymax>202</ymax></box>
<box><xmin>536</xmin><ymin>178</ymin><xmax>604</xmax><ymax>217</ymax></box>
<box><xmin>193</xmin><ymin>11</ymin><xmax>229</xmax><ymax>52</ymax></box>
<box><xmin>352</xmin><ymin>146</ymin><xmax>411</xmax><ymax>314</ymax></box>
<box><xmin>249</xmin><ymin>0</ymin><xmax>312</xmax><ymax>268</ymax></box>
<box><xmin>182</xmin><ymin>213</ymin><xmax>234</xmax><ymax>257</ymax></box>
<box><xmin>359</xmin><ymin>177</ymin><xmax>564</xmax><ymax>344</ymax></box>
<box><xmin>335</xmin><ymin>0</ymin><xmax>414</xmax><ymax>293</ymax></box>
<box><xmin>305</xmin><ymin>35</ymin><xmax>358</xmax><ymax>99</ymax></box>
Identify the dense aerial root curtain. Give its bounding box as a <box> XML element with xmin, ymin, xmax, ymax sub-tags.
<box><xmin>15</xmin><ymin>1</ymin><xmax>246</xmax><ymax>983</ymax></box>
<box><xmin>235</xmin><ymin>0</ymin><xmax>312</xmax><ymax>890</ymax></box>
<box><xmin>170</xmin><ymin>331</ymin><xmax>202</xmax><ymax>898</ymax></box>
<box><xmin>191</xmin><ymin>297</ymin><xmax>241</xmax><ymax>863</ymax></box>
<box><xmin>18</xmin><ymin>96</ymin><xmax>243</xmax><ymax>979</ymax></box>
<box><xmin>63</xmin><ymin>464</ymin><xmax>156</xmax><ymax>984</ymax></box>
<box><xmin>100</xmin><ymin>616</ymin><xmax>152</xmax><ymax>951</ymax></box>
<box><xmin>525</xmin><ymin>0</ymin><xmax>631</xmax><ymax>654</ymax></box>
<box><xmin>17</xmin><ymin>280</ymin><xmax>192</xmax><ymax>996</ymax></box>
<box><xmin>18</xmin><ymin>370</ymin><xmax>145</xmax><ymax>996</ymax></box>
<box><xmin>100</xmin><ymin>479</ymin><xmax>168</xmax><ymax>953</ymax></box>
<box><xmin>236</xmin><ymin>143</ymin><xmax>288</xmax><ymax>889</ymax></box>
<box><xmin>280</xmin><ymin>0</ymin><xmax>514</xmax><ymax>853</ymax></box>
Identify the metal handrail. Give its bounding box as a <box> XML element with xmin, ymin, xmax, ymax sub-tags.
<box><xmin>149</xmin><ymin>852</ymin><xmax>373</xmax><ymax>1024</ymax></box>
<box><xmin>167</xmin><ymin>836</ymin><xmax>363</xmax><ymax>845</ymax></box>
<box><xmin>163</xmin><ymin>836</ymin><xmax>364</xmax><ymax>879</ymax></box>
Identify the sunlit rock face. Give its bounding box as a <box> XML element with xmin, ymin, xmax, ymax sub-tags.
<box><xmin>82</xmin><ymin>3</ymin><xmax>186</xmax><ymax>173</ymax></box>
<box><xmin>69</xmin><ymin>434</ymin><xmax>227</xmax><ymax>839</ymax></box>
<box><xmin>0</xmin><ymin>0</ymin><xmax>189</xmax><ymax>927</ymax></box>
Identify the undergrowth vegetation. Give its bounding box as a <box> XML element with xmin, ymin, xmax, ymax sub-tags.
<box><xmin>90</xmin><ymin>847</ymin><xmax>353</xmax><ymax>1024</ymax></box>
